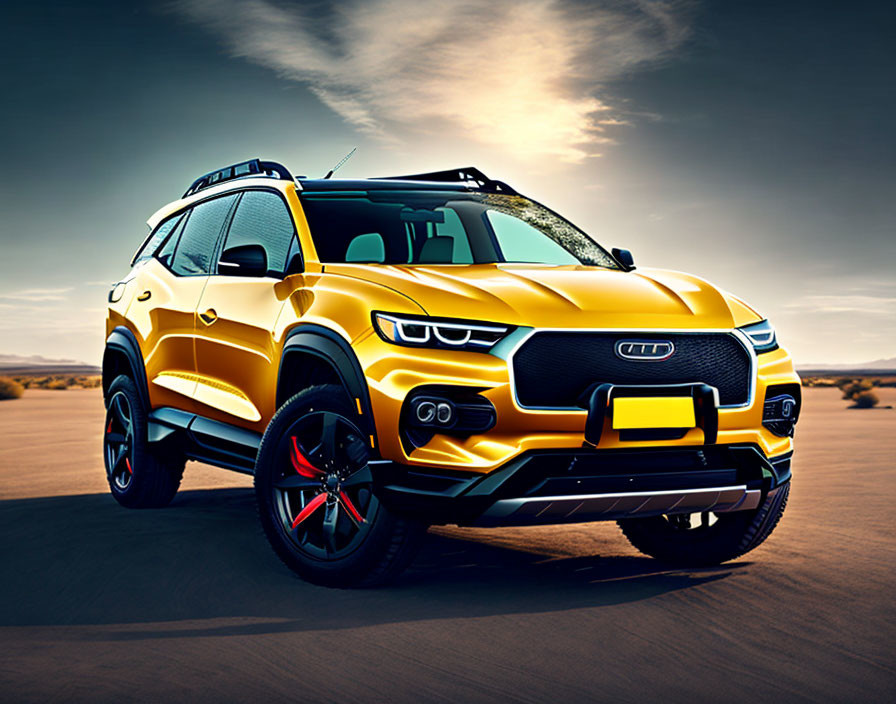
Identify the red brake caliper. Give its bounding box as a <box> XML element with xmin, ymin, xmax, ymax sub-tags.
<box><xmin>287</xmin><ymin>436</ymin><xmax>366</xmax><ymax>529</ymax></box>
<box><xmin>290</xmin><ymin>492</ymin><xmax>328</xmax><ymax>529</ymax></box>
<box><xmin>289</xmin><ymin>437</ymin><xmax>326</xmax><ymax>529</ymax></box>
<box><xmin>291</xmin><ymin>436</ymin><xmax>324</xmax><ymax>478</ymax></box>
<box><xmin>339</xmin><ymin>491</ymin><xmax>365</xmax><ymax>524</ymax></box>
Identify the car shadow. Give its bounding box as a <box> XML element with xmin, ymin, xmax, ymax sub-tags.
<box><xmin>0</xmin><ymin>488</ymin><xmax>745</xmax><ymax>638</ymax></box>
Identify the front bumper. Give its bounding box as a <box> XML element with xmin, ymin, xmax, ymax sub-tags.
<box><xmin>355</xmin><ymin>329</ymin><xmax>801</xmax><ymax>472</ymax></box>
<box><xmin>372</xmin><ymin>444</ymin><xmax>792</xmax><ymax>526</ymax></box>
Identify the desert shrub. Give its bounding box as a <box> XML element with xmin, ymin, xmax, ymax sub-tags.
<box><xmin>45</xmin><ymin>379</ymin><xmax>69</xmax><ymax>390</ymax></box>
<box><xmin>0</xmin><ymin>377</ymin><xmax>25</xmax><ymax>400</ymax></box>
<box><xmin>79</xmin><ymin>376</ymin><xmax>102</xmax><ymax>388</ymax></box>
<box><xmin>850</xmin><ymin>390</ymin><xmax>879</xmax><ymax>409</ymax></box>
<box><xmin>802</xmin><ymin>377</ymin><xmax>837</xmax><ymax>387</ymax></box>
<box><xmin>841</xmin><ymin>380</ymin><xmax>873</xmax><ymax>400</ymax></box>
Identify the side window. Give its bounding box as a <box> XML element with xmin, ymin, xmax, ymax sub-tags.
<box><xmin>156</xmin><ymin>212</ymin><xmax>188</xmax><ymax>269</ymax></box>
<box><xmin>170</xmin><ymin>194</ymin><xmax>238</xmax><ymax>276</ymax></box>
<box><xmin>133</xmin><ymin>213</ymin><xmax>183</xmax><ymax>265</ymax></box>
<box><xmin>220</xmin><ymin>191</ymin><xmax>296</xmax><ymax>276</ymax></box>
<box><xmin>486</xmin><ymin>210</ymin><xmax>579</xmax><ymax>265</ymax></box>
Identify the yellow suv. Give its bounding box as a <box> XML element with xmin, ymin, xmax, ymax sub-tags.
<box><xmin>103</xmin><ymin>159</ymin><xmax>800</xmax><ymax>586</ymax></box>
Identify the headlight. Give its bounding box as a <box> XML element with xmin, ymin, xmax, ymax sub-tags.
<box><xmin>373</xmin><ymin>312</ymin><xmax>511</xmax><ymax>351</ymax></box>
<box><xmin>738</xmin><ymin>319</ymin><xmax>778</xmax><ymax>353</ymax></box>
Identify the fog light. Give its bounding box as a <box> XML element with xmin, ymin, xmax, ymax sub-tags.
<box><xmin>415</xmin><ymin>400</ymin><xmax>436</xmax><ymax>423</ymax></box>
<box><xmin>763</xmin><ymin>394</ymin><xmax>799</xmax><ymax>437</ymax></box>
<box><xmin>401</xmin><ymin>388</ymin><xmax>498</xmax><ymax>451</ymax></box>
<box><xmin>436</xmin><ymin>402</ymin><xmax>453</xmax><ymax>424</ymax></box>
<box><xmin>410</xmin><ymin>397</ymin><xmax>456</xmax><ymax>428</ymax></box>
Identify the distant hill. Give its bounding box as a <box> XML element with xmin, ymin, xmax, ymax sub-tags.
<box><xmin>0</xmin><ymin>354</ymin><xmax>100</xmax><ymax>375</ymax></box>
<box><xmin>797</xmin><ymin>357</ymin><xmax>896</xmax><ymax>375</ymax></box>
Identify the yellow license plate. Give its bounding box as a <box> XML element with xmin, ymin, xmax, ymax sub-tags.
<box><xmin>612</xmin><ymin>396</ymin><xmax>696</xmax><ymax>430</ymax></box>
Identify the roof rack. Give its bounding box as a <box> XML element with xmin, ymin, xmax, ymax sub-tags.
<box><xmin>374</xmin><ymin>166</ymin><xmax>518</xmax><ymax>195</ymax></box>
<box><xmin>182</xmin><ymin>159</ymin><xmax>294</xmax><ymax>198</ymax></box>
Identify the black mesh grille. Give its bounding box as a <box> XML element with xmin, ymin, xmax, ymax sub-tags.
<box><xmin>512</xmin><ymin>332</ymin><xmax>752</xmax><ymax>407</ymax></box>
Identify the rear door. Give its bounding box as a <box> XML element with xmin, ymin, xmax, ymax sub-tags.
<box><xmin>127</xmin><ymin>193</ymin><xmax>238</xmax><ymax>413</ymax></box>
<box><xmin>193</xmin><ymin>189</ymin><xmax>301</xmax><ymax>429</ymax></box>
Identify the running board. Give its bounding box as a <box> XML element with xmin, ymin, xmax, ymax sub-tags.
<box><xmin>474</xmin><ymin>485</ymin><xmax>762</xmax><ymax>527</ymax></box>
<box><xmin>147</xmin><ymin>407</ymin><xmax>261</xmax><ymax>474</ymax></box>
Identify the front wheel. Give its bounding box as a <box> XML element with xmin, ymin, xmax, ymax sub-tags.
<box><xmin>617</xmin><ymin>482</ymin><xmax>790</xmax><ymax>565</ymax></box>
<box><xmin>255</xmin><ymin>385</ymin><xmax>426</xmax><ymax>588</ymax></box>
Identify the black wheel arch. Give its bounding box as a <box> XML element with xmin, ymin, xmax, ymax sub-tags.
<box><xmin>103</xmin><ymin>327</ymin><xmax>150</xmax><ymax>411</ymax></box>
<box><xmin>277</xmin><ymin>325</ymin><xmax>378</xmax><ymax>448</ymax></box>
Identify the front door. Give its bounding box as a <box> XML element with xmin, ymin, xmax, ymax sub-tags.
<box><xmin>193</xmin><ymin>189</ymin><xmax>301</xmax><ymax>430</ymax></box>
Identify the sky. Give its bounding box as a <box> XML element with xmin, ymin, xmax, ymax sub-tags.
<box><xmin>0</xmin><ymin>0</ymin><xmax>893</xmax><ymax>366</ymax></box>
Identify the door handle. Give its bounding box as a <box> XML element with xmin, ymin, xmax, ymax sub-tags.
<box><xmin>137</xmin><ymin>290</ymin><xmax>151</xmax><ymax>302</ymax></box>
<box><xmin>199</xmin><ymin>309</ymin><xmax>218</xmax><ymax>325</ymax></box>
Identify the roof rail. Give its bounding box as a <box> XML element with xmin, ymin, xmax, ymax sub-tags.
<box><xmin>182</xmin><ymin>159</ymin><xmax>294</xmax><ymax>198</ymax></box>
<box><xmin>374</xmin><ymin>166</ymin><xmax>518</xmax><ymax>195</ymax></box>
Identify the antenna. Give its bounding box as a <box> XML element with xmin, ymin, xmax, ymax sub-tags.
<box><xmin>323</xmin><ymin>147</ymin><xmax>357</xmax><ymax>179</ymax></box>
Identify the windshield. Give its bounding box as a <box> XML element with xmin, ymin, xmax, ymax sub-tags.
<box><xmin>299</xmin><ymin>190</ymin><xmax>619</xmax><ymax>268</ymax></box>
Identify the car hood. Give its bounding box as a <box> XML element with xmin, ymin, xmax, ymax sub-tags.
<box><xmin>323</xmin><ymin>263</ymin><xmax>761</xmax><ymax>329</ymax></box>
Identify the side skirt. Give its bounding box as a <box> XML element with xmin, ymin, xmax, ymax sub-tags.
<box><xmin>147</xmin><ymin>407</ymin><xmax>261</xmax><ymax>474</ymax></box>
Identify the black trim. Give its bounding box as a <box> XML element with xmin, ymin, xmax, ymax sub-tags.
<box><xmin>103</xmin><ymin>327</ymin><xmax>151</xmax><ymax>411</ymax></box>
<box><xmin>147</xmin><ymin>407</ymin><xmax>261</xmax><ymax>474</ymax></box>
<box><xmin>277</xmin><ymin>325</ymin><xmax>377</xmax><ymax>441</ymax></box>
<box><xmin>374</xmin><ymin>444</ymin><xmax>788</xmax><ymax>525</ymax></box>
<box><xmin>373</xmin><ymin>166</ymin><xmax>518</xmax><ymax>195</ymax></box>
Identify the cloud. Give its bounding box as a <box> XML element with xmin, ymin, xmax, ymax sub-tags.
<box><xmin>0</xmin><ymin>287</ymin><xmax>73</xmax><ymax>302</ymax></box>
<box><xmin>783</xmin><ymin>294</ymin><xmax>896</xmax><ymax>316</ymax></box>
<box><xmin>174</xmin><ymin>0</ymin><xmax>691</xmax><ymax>162</ymax></box>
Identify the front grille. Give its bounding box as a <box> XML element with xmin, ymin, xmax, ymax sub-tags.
<box><xmin>511</xmin><ymin>331</ymin><xmax>752</xmax><ymax>408</ymax></box>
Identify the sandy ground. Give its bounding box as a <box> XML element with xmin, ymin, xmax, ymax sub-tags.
<box><xmin>0</xmin><ymin>387</ymin><xmax>893</xmax><ymax>703</ymax></box>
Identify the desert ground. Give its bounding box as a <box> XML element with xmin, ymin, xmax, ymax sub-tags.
<box><xmin>1</xmin><ymin>387</ymin><xmax>893</xmax><ymax>702</ymax></box>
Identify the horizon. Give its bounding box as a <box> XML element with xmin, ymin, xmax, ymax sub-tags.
<box><xmin>1</xmin><ymin>1</ymin><xmax>893</xmax><ymax>365</ymax></box>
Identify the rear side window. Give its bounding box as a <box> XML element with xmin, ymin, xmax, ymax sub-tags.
<box><xmin>170</xmin><ymin>194</ymin><xmax>238</xmax><ymax>276</ymax></box>
<box><xmin>156</xmin><ymin>213</ymin><xmax>188</xmax><ymax>269</ymax></box>
<box><xmin>133</xmin><ymin>213</ymin><xmax>183</xmax><ymax>265</ymax></box>
<box><xmin>220</xmin><ymin>191</ymin><xmax>295</xmax><ymax>276</ymax></box>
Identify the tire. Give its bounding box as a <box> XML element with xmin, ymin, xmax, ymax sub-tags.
<box><xmin>255</xmin><ymin>384</ymin><xmax>426</xmax><ymax>588</ymax></box>
<box><xmin>103</xmin><ymin>374</ymin><xmax>185</xmax><ymax>508</ymax></box>
<box><xmin>617</xmin><ymin>482</ymin><xmax>790</xmax><ymax>566</ymax></box>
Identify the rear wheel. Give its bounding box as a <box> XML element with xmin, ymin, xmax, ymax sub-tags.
<box><xmin>103</xmin><ymin>375</ymin><xmax>185</xmax><ymax>508</ymax></box>
<box><xmin>617</xmin><ymin>483</ymin><xmax>790</xmax><ymax>565</ymax></box>
<box><xmin>255</xmin><ymin>385</ymin><xmax>426</xmax><ymax>588</ymax></box>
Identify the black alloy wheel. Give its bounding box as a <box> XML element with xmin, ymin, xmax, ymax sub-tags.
<box><xmin>256</xmin><ymin>384</ymin><xmax>427</xmax><ymax>587</ymax></box>
<box><xmin>273</xmin><ymin>411</ymin><xmax>376</xmax><ymax>559</ymax></box>
<box><xmin>104</xmin><ymin>390</ymin><xmax>135</xmax><ymax>491</ymax></box>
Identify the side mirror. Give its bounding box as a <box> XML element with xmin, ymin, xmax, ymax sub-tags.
<box><xmin>218</xmin><ymin>244</ymin><xmax>268</xmax><ymax>277</ymax></box>
<box><xmin>611</xmin><ymin>247</ymin><xmax>635</xmax><ymax>270</ymax></box>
